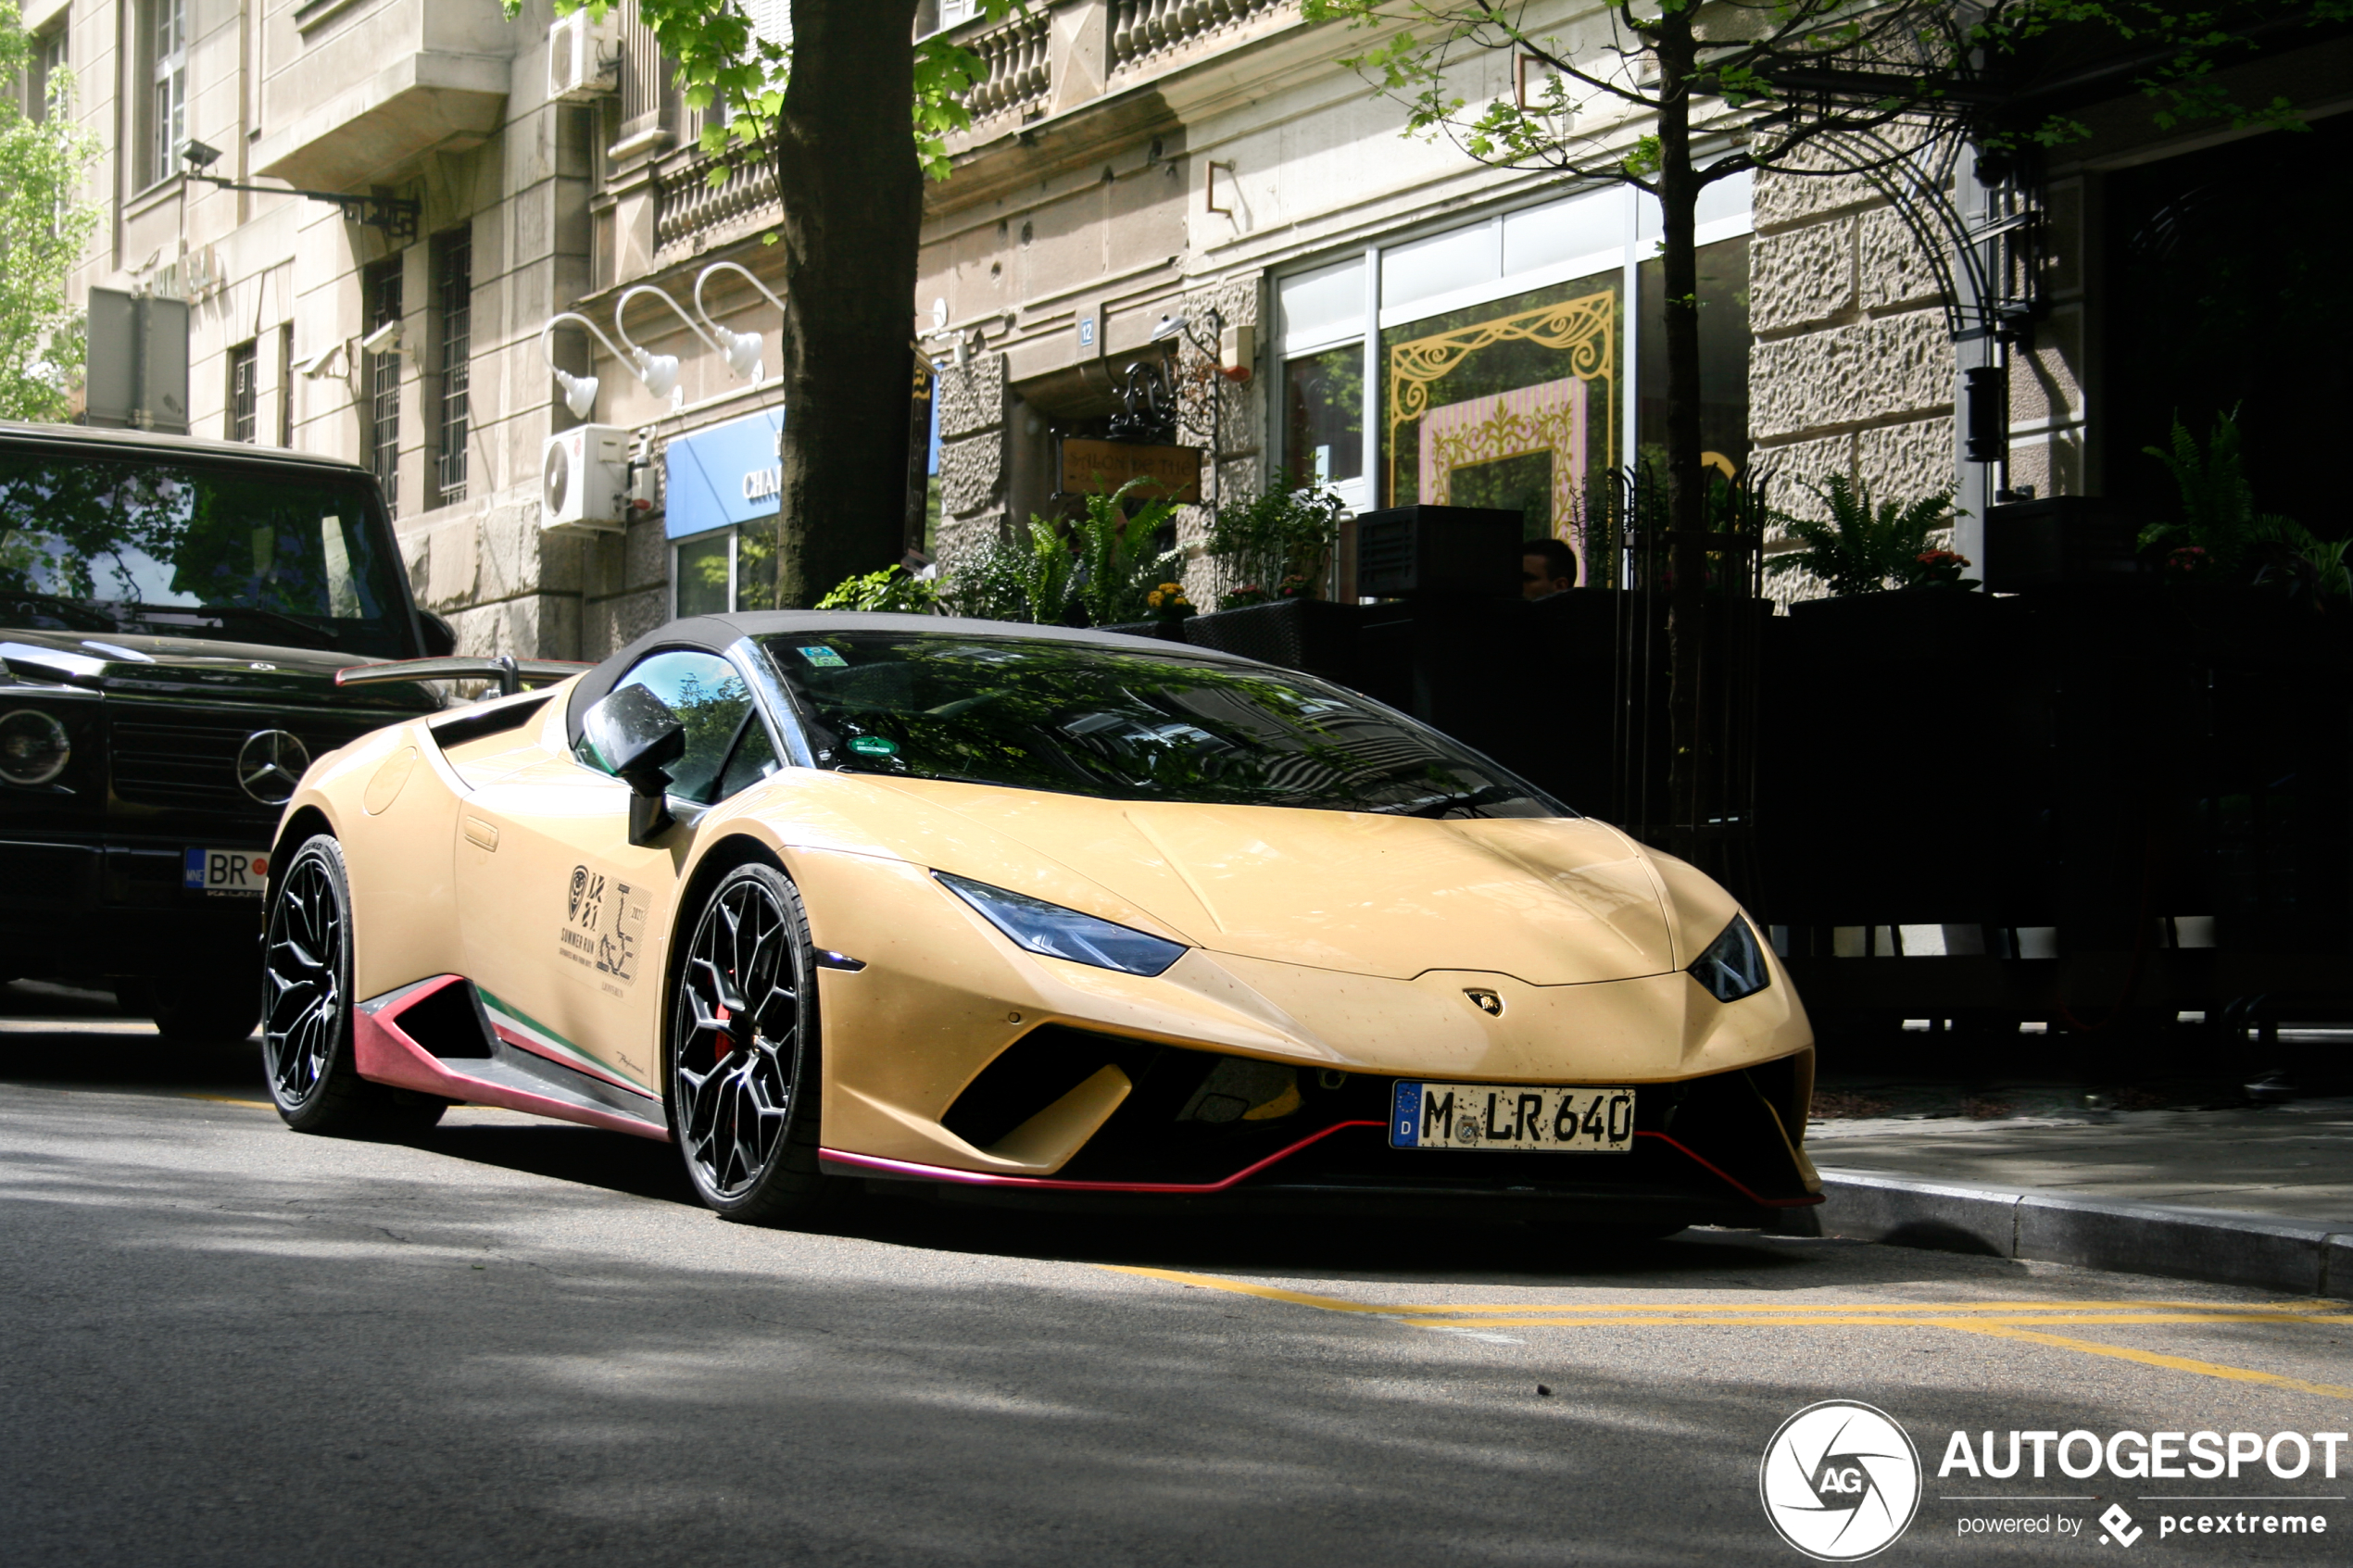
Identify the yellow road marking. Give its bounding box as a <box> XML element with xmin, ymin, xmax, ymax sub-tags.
<box><xmin>1399</xmin><ymin>1311</ymin><xmax>2350</xmax><ymax>1331</ymax></box>
<box><xmin>1934</xmin><ymin>1321</ymin><xmax>2353</xmax><ymax>1402</ymax></box>
<box><xmin>1101</xmin><ymin>1265</ymin><xmax>1400</xmax><ymax>1314</ymax></box>
<box><xmin>1100</xmin><ymin>1269</ymin><xmax>2346</xmax><ymax>1322</ymax></box>
<box><xmin>181</xmin><ymin>1094</ymin><xmax>273</xmax><ymax>1110</ymax></box>
<box><xmin>1103</xmin><ymin>1266</ymin><xmax>2353</xmax><ymax>1399</ymax></box>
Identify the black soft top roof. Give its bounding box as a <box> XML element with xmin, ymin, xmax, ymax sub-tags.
<box><xmin>564</xmin><ymin>611</ymin><xmax>1255</xmax><ymax>736</ymax></box>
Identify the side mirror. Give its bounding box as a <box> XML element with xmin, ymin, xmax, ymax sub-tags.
<box><xmin>418</xmin><ymin>610</ymin><xmax>459</xmax><ymax>658</ymax></box>
<box><xmin>582</xmin><ymin>684</ymin><xmax>687</xmax><ymax>844</ymax></box>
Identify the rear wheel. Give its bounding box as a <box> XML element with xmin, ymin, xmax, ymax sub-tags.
<box><xmin>134</xmin><ymin>972</ymin><xmax>262</xmax><ymax>1044</ymax></box>
<box><xmin>668</xmin><ymin>861</ymin><xmax>830</xmax><ymax>1223</ymax></box>
<box><xmin>262</xmin><ymin>834</ymin><xmax>441</xmax><ymax>1135</ymax></box>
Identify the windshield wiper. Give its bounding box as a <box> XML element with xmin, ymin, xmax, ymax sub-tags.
<box><xmin>1377</xmin><ymin>784</ymin><xmax>1525</xmax><ymax>819</ymax></box>
<box><xmin>123</xmin><ymin>602</ymin><xmax>342</xmax><ymax>651</ymax></box>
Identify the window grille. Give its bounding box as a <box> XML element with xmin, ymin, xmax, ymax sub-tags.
<box><xmin>30</xmin><ymin>23</ymin><xmax>65</xmax><ymax>122</ymax></box>
<box><xmin>433</xmin><ymin>231</ymin><xmax>472</xmax><ymax>505</ymax></box>
<box><xmin>277</xmin><ymin>325</ymin><xmax>295</xmax><ymax>447</ymax></box>
<box><xmin>365</xmin><ymin>260</ymin><xmax>403</xmax><ymax>511</ymax></box>
<box><xmin>227</xmin><ymin>341</ymin><xmax>257</xmax><ymax>444</ymax></box>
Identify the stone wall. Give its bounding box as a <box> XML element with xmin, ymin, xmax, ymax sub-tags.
<box><xmin>1748</xmin><ymin>164</ymin><xmax>1958</xmax><ymax>598</ymax></box>
<box><xmin>934</xmin><ymin>351</ymin><xmax>1012</xmax><ymax>567</ymax></box>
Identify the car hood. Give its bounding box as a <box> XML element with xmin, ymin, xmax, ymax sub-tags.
<box><xmin>867</xmin><ymin>779</ymin><xmax>1677</xmax><ymax>985</ymax></box>
<box><xmin>0</xmin><ymin>626</ymin><xmax>439</xmax><ymax>713</ymax></box>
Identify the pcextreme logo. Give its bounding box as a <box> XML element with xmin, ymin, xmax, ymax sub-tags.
<box><xmin>1760</xmin><ymin>1400</ymin><xmax>1924</xmax><ymax>1561</ymax></box>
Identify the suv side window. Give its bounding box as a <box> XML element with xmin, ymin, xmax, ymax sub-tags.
<box><xmin>579</xmin><ymin>649</ymin><xmax>772</xmax><ymax>805</ymax></box>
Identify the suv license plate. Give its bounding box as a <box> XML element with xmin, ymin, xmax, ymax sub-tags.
<box><xmin>1390</xmin><ymin>1081</ymin><xmax>1636</xmax><ymax>1152</ymax></box>
<box><xmin>184</xmin><ymin>847</ymin><xmax>270</xmax><ymax>896</ymax></box>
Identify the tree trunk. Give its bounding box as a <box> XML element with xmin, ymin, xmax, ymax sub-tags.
<box><xmin>769</xmin><ymin>0</ymin><xmax>924</xmax><ymax>608</ymax></box>
<box><xmin>1653</xmin><ymin>14</ymin><xmax>1706</xmax><ymax>860</ymax></box>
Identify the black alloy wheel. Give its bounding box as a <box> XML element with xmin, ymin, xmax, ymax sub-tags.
<box><xmin>669</xmin><ymin>861</ymin><xmax>829</xmax><ymax>1222</ymax></box>
<box><xmin>262</xmin><ymin>834</ymin><xmax>441</xmax><ymax>1135</ymax></box>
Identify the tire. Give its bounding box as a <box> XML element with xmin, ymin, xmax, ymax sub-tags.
<box><xmin>668</xmin><ymin>860</ymin><xmax>832</xmax><ymax>1223</ymax></box>
<box><xmin>142</xmin><ymin>972</ymin><xmax>263</xmax><ymax>1044</ymax></box>
<box><xmin>261</xmin><ymin>834</ymin><xmax>443</xmax><ymax>1136</ymax></box>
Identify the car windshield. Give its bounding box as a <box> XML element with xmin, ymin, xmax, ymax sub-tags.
<box><xmin>0</xmin><ymin>449</ymin><xmax>417</xmax><ymax>658</ymax></box>
<box><xmin>761</xmin><ymin>631</ymin><xmax>1570</xmax><ymax>818</ymax></box>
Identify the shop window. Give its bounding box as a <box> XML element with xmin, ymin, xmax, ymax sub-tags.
<box><xmin>226</xmin><ymin>341</ymin><xmax>257</xmax><ymax>444</ymax></box>
<box><xmin>1381</xmin><ymin>220</ymin><xmax>1500</xmax><ymax>314</ymax></box>
<box><xmin>1635</xmin><ymin>234</ymin><xmax>1753</xmax><ymax>478</ymax></box>
<box><xmin>1283</xmin><ymin>345</ymin><xmax>1363</xmax><ymax>489</ymax></box>
<box><xmin>1277</xmin><ymin>255</ymin><xmax>1365</xmax><ymax>345</ymax></box>
<box><xmin>674</xmin><ymin>532</ymin><xmax>734</xmax><ymax>618</ymax></box>
<box><xmin>672</xmin><ymin>526</ymin><xmax>778</xmax><ymax>617</ymax></box>
<box><xmin>1379</xmin><ymin>272</ymin><xmax>1621</xmax><ymax>571</ymax></box>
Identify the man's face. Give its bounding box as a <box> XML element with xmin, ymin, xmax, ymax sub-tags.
<box><xmin>1522</xmin><ymin>553</ymin><xmax>1569</xmax><ymax>599</ymax></box>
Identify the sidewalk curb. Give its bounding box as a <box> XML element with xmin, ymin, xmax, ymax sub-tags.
<box><xmin>1780</xmin><ymin>1168</ymin><xmax>2353</xmax><ymax>1298</ymax></box>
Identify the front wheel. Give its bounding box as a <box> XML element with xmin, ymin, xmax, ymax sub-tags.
<box><xmin>262</xmin><ymin>834</ymin><xmax>441</xmax><ymax>1135</ymax></box>
<box><xmin>668</xmin><ymin>861</ymin><xmax>832</xmax><ymax>1223</ymax></box>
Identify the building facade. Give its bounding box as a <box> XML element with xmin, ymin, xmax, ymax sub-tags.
<box><xmin>37</xmin><ymin>1</ymin><xmax>2348</xmax><ymax>650</ymax></box>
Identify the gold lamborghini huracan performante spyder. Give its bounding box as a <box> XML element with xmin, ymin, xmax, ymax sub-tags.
<box><xmin>263</xmin><ymin>612</ymin><xmax>1821</xmax><ymax>1231</ymax></box>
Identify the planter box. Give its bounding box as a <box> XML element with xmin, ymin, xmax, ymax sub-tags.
<box><xmin>1180</xmin><ymin>599</ymin><xmax>1362</xmax><ymax>680</ymax></box>
<box><xmin>1097</xmin><ymin>620</ymin><xmax>1190</xmax><ymax>643</ymax></box>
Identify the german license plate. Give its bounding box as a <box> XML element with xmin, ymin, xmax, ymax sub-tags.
<box><xmin>1390</xmin><ymin>1080</ymin><xmax>1636</xmax><ymax>1152</ymax></box>
<box><xmin>183</xmin><ymin>847</ymin><xmax>270</xmax><ymax>896</ymax></box>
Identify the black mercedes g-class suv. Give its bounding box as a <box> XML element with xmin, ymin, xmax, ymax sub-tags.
<box><xmin>0</xmin><ymin>422</ymin><xmax>448</xmax><ymax>1039</ymax></box>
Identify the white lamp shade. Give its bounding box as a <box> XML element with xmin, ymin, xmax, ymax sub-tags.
<box><xmin>635</xmin><ymin>349</ymin><xmax>680</xmax><ymax>399</ymax></box>
<box><xmin>553</xmin><ymin>369</ymin><xmax>598</xmax><ymax>420</ymax></box>
<box><xmin>724</xmin><ymin>330</ymin><xmax>763</xmax><ymax>381</ymax></box>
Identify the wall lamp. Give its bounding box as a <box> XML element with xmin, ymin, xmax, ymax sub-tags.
<box><xmin>616</xmin><ymin>284</ymin><xmax>724</xmax><ymax>402</ymax></box>
<box><xmin>692</xmin><ymin>261</ymin><xmax>785</xmax><ymax>383</ymax></box>
<box><xmin>538</xmin><ymin>311</ymin><xmax>630</xmax><ymax>420</ymax></box>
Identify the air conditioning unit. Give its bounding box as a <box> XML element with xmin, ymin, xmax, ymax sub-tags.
<box><xmin>542</xmin><ymin>425</ymin><xmax>629</xmax><ymax>533</ymax></box>
<box><xmin>547</xmin><ymin>9</ymin><xmax>620</xmax><ymax>104</ymax></box>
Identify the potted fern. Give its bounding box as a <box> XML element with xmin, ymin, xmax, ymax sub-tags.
<box><xmin>1768</xmin><ymin>474</ymin><xmax>1974</xmax><ymax>597</ymax></box>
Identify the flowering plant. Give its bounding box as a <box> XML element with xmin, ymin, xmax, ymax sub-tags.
<box><xmin>1908</xmin><ymin>548</ymin><xmax>1972</xmax><ymax>587</ymax></box>
<box><xmin>1145</xmin><ymin>582</ymin><xmax>1195</xmax><ymax>620</ymax></box>
<box><xmin>1220</xmin><ymin>573</ymin><xmax>1315</xmax><ymax>610</ymax></box>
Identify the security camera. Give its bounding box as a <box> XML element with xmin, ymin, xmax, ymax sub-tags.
<box><xmin>359</xmin><ymin>320</ymin><xmax>403</xmax><ymax>356</ymax></box>
<box><xmin>296</xmin><ymin>342</ymin><xmax>346</xmax><ymax>380</ymax></box>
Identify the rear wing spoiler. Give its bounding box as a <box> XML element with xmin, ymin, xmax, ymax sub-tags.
<box><xmin>336</xmin><ymin>656</ymin><xmax>590</xmax><ymax>698</ymax></box>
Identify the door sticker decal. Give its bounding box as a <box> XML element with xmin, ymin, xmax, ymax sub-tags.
<box><xmin>562</xmin><ymin>864</ymin><xmax>648</xmax><ymax>985</ymax></box>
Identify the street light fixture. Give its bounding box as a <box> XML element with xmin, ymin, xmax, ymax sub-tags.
<box><xmin>692</xmin><ymin>261</ymin><xmax>786</xmax><ymax>383</ymax></box>
<box><xmin>616</xmin><ymin>283</ymin><xmax>723</xmax><ymax>403</ymax></box>
<box><xmin>537</xmin><ymin>311</ymin><xmax>631</xmax><ymax>420</ymax></box>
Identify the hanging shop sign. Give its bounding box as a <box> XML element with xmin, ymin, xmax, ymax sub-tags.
<box><xmin>1060</xmin><ymin>437</ymin><xmax>1202</xmax><ymax>503</ymax></box>
<box><xmin>662</xmin><ymin>406</ymin><xmax>786</xmax><ymax>540</ymax></box>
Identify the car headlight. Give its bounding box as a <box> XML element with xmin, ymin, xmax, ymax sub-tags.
<box><xmin>935</xmin><ymin>872</ymin><xmax>1186</xmax><ymax>977</ymax></box>
<box><xmin>0</xmin><ymin>709</ymin><xmax>69</xmax><ymax>786</ymax></box>
<box><xmin>1689</xmin><ymin>915</ymin><xmax>1770</xmax><ymax>1003</ymax></box>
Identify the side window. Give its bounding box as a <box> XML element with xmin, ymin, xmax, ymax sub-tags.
<box><xmin>580</xmin><ymin>649</ymin><xmax>772</xmax><ymax>805</ymax></box>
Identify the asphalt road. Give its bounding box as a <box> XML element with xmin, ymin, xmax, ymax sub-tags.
<box><xmin>4</xmin><ymin>985</ymin><xmax>2347</xmax><ymax>1566</ymax></box>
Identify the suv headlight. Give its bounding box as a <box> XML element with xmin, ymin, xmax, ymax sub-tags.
<box><xmin>1690</xmin><ymin>915</ymin><xmax>1770</xmax><ymax>1003</ymax></box>
<box><xmin>0</xmin><ymin>709</ymin><xmax>69</xmax><ymax>786</ymax></box>
<box><xmin>936</xmin><ymin>872</ymin><xmax>1186</xmax><ymax>977</ymax></box>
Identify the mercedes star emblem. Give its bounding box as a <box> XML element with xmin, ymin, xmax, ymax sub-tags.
<box><xmin>235</xmin><ymin>729</ymin><xmax>310</xmax><ymax>806</ymax></box>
